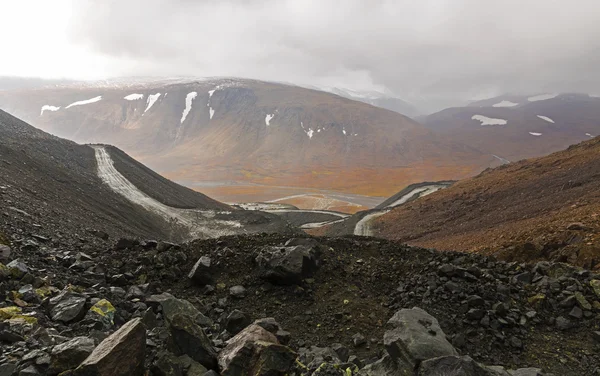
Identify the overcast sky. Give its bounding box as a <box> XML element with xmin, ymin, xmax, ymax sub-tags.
<box><xmin>1</xmin><ymin>0</ymin><xmax>599</xmax><ymax>106</ymax></box>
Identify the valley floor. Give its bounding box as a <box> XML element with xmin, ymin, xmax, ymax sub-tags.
<box><xmin>185</xmin><ymin>182</ymin><xmax>384</xmax><ymax>214</ymax></box>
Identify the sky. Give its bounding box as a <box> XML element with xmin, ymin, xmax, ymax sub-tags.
<box><xmin>1</xmin><ymin>0</ymin><xmax>599</xmax><ymax>108</ymax></box>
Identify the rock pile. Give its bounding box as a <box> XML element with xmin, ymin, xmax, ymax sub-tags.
<box><xmin>0</xmin><ymin>232</ymin><xmax>597</xmax><ymax>375</ymax></box>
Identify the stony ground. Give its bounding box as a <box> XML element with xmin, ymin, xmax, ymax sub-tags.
<box><xmin>2</xmin><ymin>225</ymin><xmax>600</xmax><ymax>375</ymax></box>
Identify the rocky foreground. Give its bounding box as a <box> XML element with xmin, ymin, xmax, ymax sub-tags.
<box><xmin>1</xmin><ymin>233</ymin><xmax>599</xmax><ymax>375</ymax></box>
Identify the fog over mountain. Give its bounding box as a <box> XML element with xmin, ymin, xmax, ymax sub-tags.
<box><xmin>2</xmin><ymin>1</ymin><xmax>600</xmax><ymax>111</ymax></box>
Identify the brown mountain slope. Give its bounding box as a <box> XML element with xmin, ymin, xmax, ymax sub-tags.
<box><xmin>0</xmin><ymin>78</ymin><xmax>494</xmax><ymax>198</ymax></box>
<box><xmin>368</xmin><ymin>136</ymin><xmax>600</xmax><ymax>268</ymax></box>
<box><xmin>421</xmin><ymin>93</ymin><xmax>600</xmax><ymax>162</ymax></box>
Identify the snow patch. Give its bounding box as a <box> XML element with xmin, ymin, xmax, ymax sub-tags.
<box><xmin>528</xmin><ymin>94</ymin><xmax>558</xmax><ymax>102</ymax></box>
<box><xmin>124</xmin><ymin>93</ymin><xmax>144</xmax><ymax>101</ymax></box>
<box><xmin>472</xmin><ymin>115</ymin><xmax>507</xmax><ymax>126</ymax></box>
<box><xmin>342</xmin><ymin>127</ymin><xmax>347</xmax><ymax>135</ymax></box>
<box><xmin>180</xmin><ymin>92</ymin><xmax>197</xmax><ymax>123</ymax></box>
<box><xmin>65</xmin><ymin>96</ymin><xmax>102</xmax><ymax>109</ymax></box>
<box><xmin>529</xmin><ymin>132</ymin><xmax>542</xmax><ymax>136</ymax></box>
<box><xmin>209</xmin><ymin>107</ymin><xmax>215</xmax><ymax>119</ymax></box>
<box><xmin>586</xmin><ymin>133</ymin><xmax>594</xmax><ymax>138</ymax></box>
<box><xmin>265</xmin><ymin>114</ymin><xmax>274</xmax><ymax>126</ymax></box>
<box><xmin>307</xmin><ymin>129</ymin><xmax>314</xmax><ymax>139</ymax></box>
<box><xmin>537</xmin><ymin>115</ymin><xmax>555</xmax><ymax>123</ymax></box>
<box><xmin>144</xmin><ymin>93</ymin><xmax>161</xmax><ymax>113</ymax></box>
<box><xmin>492</xmin><ymin>100</ymin><xmax>519</xmax><ymax>107</ymax></box>
<box><xmin>208</xmin><ymin>90</ymin><xmax>215</xmax><ymax>98</ymax></box>
<box><xmin>40</xmin><ymin>105</ymin><xmax>60</xmax><ymax>116</ymax></box>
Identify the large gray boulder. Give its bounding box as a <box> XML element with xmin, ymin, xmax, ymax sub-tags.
<box><xmin>218</xmin><ymin>324</ymin><xmax>296</xmax><ymax>376</ymax></box>
<box><xmin>73</xmin><ymin>318</ymin><xmax>146</xmax><ymax>376</ymax></box>
<box><xmin>49</xmin><ymin>290</ymin><xmax>87</xmax><ymax>323</ymax></box>
<box><xmin>255</xmin><ymin>245</ymin><xmax>320</xmax><ymax>285</ymax></box>
<box><xmin>384</xmin><ymin>307</ymin><xmax>457</xmax><ymax>370</ymax></box>
<box><xmin>48</xmin><ymin>336</ymin><xmax>95</xmax><ymax>375</ymax></box>
<box><xmin>168</xmin><ymin>313</ymin><xmax>217</xmax><ymax>370</ymax></box>
<box><xmin>149</xmin><ymin>293</ymin><xmax>212</xmax><ymax>328</ymax></box>
<box><xmin>418</xmin><ymin>356</ymin><xmax>506</xmax><ymax>376</ymax></box>
<box><xmin>358</xmin><ymin>354</ymin><xmax>407</xmax><ymax>376</ymax></box>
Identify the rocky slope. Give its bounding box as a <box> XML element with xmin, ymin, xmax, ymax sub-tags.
<box><xmin>0</xmin><ymin>110</ymin><xmax>292</xmax><ymax>243</ymax></box>
<box><xmin>358</xmin><ymin>136</ymin><xmax>600</xmax><ymax>269</ymax></box>
<box><xmin>1</xmin><ymin>229</ymin><xmax>599</xmax><ymax>375</ymax></box>
<box><xmin>420</xmin><ymin>93</ymin><xmax>600</xmax><ymax>162</ymax></box>
<box><xmin>0</xmin><ymin>77</ymin><xmax>493</xmax><ymax>197</ymax></box>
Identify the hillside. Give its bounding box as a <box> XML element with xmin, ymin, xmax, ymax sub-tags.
<box><xmin>366</xmin><ymin>136</ymin><xmax>600</xmax><ymax>269</ymax></box>
<box><xmin>421</xmin><ymin>93</ymin><xmax>599</xmax><ymax>162</ymax></box>
<box><xmin>0</xmin><ymin>78</ymin><xmax>494</xmax><ymax>201</ymax></box>
<box><xmin>0</xmin><ymin>110</ymin><xmax>291</xmax><ymax>243</ymax></box>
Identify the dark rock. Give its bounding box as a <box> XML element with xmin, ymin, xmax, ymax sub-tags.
<box><xmin>512</xmin><ymin>272</ymin><xmax>532</xmax><ymax>285</ymax></box>
<box><xmin>49</xmin><ymin>290</ymin><xmax>87</xmax><ymax>323</ymax></box>
<box><xmin>252</xmin><ymin>317</ymin><xmax>291</xmax><ymax>345</ymax></box>
<box><xmin>7</xmin><ymin>259</ymin><xmax>28</xmax><ymax>277</ymax></box>
<box><xmin>218</xmin><ymin>324</ymin><xmax>295</xmax><ymax>375</ymax></box>
<box><xmin>49</xmin><ymin>336</ymin><xmax>96</xmax><ymax>375</ymax></box>
<box><xmin>156</xmin><ymin>294</ymin><xmax>213</xmax><ymax>328</ymax></box>
<box><xmin>114</xmin><ymin>238</ymin><xmax>138</xmax><ymax>250</ymax></box>
<box><xmin>466</xmin><ymin>295</ymin><xmax>484</xmax><ymax>307</ymax></box>
<box><xmin>0</xmin><ymin>363</ymin><xmax>16</xmax><ymax>376</ymax></box>
<box><xmin>332</xmin><ymin>343</ymin><xmax>349</xmax><ymax>362</ymax></box>
<box><xmin>569</xmin><ymin>306</ymin><xmax>583</xmax><ymax>319</ymax></box>
<box><xmin>152</xmin><ymin>352</ymin><xmax>184</xmax><ymax>376</ymax></box>
<box><xmin>555</xmin><ymin>316</ymin><xmax>572</xmax><ymax>331</ymax></box>
<box><xmin>73</xmin><ymin>318</ymin><xmax>146</xmax><ymax>376</ymax></box>
<box><xmin>466</xmin><ymin>309</ymin><xmax>485</xmax><ymax>320</ymax></box>
<box><xmin>168</xmin><ymin>313</ymin><xmax>217</xmax><ymax>369</ymax></box>
<box><xmin>493</xmin><ymin>302</ymin><xmax>509</xmax><ymax>317</ymax></box>
<box><xmin>418</xmin><ymin>355</ymin><xmax>497</xmax><ymax>376</ymax></box>
<box><xmin>18</xmin><ymin>365</ymin><xmax>42</xmax><ymax>376</ymax></box>
<box><xmin>511</xmin><ymin>368</ymin><xmax>544</xmax><ymax>376</ymax></box>
<box><xmin>384</xmin><ymin>307</ymin><xmax>457</xmax><ymax>370</ymax></box>
<box><xmin>509</xmin><ymin>336</ymin><xmax>523</xmax><ymax>349</ymax></box>
<box><xmin>125</xmin><ymin>286</ymin><xmax>145</xmax><ymax>300</ymax></box>
<box><xmin>353</xmin><ymin>333</ymin><xmax>367</xmax><ymax>347</ymax></box>
<box><xmin>358</xmin><ymin>354</ymin><xmax>406</xmax><ymax>376</ymax></box>
<box><xmin>225</xmin><ymin>310</ymin><xmax>251</xmax><ymax>336</ymax></box>
<box><xmin>188</xmin><ymin>256</ymin><xmax>213</xmax><ymax>286</ymax></box>
<box><xmin>255</xmin><ymin>245</ymin><xmax>320</xmax><ymax>285</ymax></box>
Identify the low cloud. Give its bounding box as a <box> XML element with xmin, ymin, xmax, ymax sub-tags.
<box><xmin>65</xmin><ymin>0</ymin><xmax>600</xmax><ymax>109</ymax></box>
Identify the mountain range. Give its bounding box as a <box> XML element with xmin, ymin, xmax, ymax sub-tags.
<box><xmin>0</xmin><ymin>78</ymin><xmax>495</xmax><ymax>202</ymax></box>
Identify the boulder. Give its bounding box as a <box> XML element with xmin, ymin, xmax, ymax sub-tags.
<box><xmin>168</xmin><ymin>313</ymin><xmax>217</xmax><ymax>370</ymax></box>
<box><xmin>252</xmin><ymin>317</ymin><xmax>291</xmax><ymax>345</ymax></box>
<box><xmin>225</xmin><ymin>310</ymin><xmax>251</xmax><ymax>336</ymax></box>
<box><xmin>418</xmin><ymin>356</ymin><xmax>498</xmax><ymax>376</ymax></box>
<box><xmin>73</xmin><ymin>318</ymin><xmax>146</xmax><ymax>376</ymax></box>
<box><xmin>154</xmin><ymin>294</ymin><xmax>213</xmax><ymax>328</ymax></box>
<box><xmin>221</xmin><ymin>340</ymin><xmax>296</xmax><ymax>376</ymax></box>
<box><xmin>84</xmin><ymin>299</ymin><xmax>116</xmax><ymax>330</ymax></box>
<box><xmin>255</xmin><ymin>245</ymin><xmax>320</xmax><ymax>285</ymax></box>
<box><xmin>152</xmin><ymin>352</ymin><xmax>209</xmax><ymax>376</ymax></box>
<box><xmin>188</xmin><ymin>256</ymin><xmax>213</xmax><ymax>285</ymax></box>
<box><xmin>218</xmin><ymin>324</ymin><xmax>278</xmax><ymax>371</ymax></box>
<box><xmin>384</xmin><ymin>307</ymin><xmax>457</xmax><ymax>370</ymax></box>
<box><xmin>358</xmin><ymin>354</ymin><xmax>407</xmax><ymax>376</ymax></box>
<box><xmin>49</xmin><ymin>290</ymin><xmax>87</xmax><ymax>323</ymax></box>
<box><xmin>298</xmin><ymin>346</ymin><xmax>341</xmax><ymax>371</ymax></box>
<box><xmin>48</xmin><ymin>336</ymin><xmax>95</xmax><ymax>375</ymax></box>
